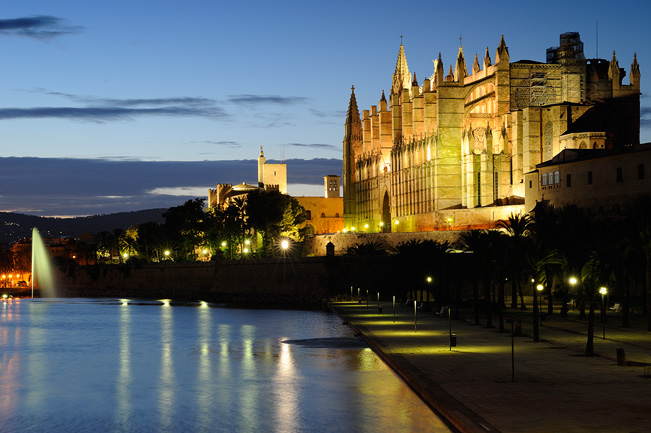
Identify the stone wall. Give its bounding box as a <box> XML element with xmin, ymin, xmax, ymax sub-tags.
<box><xmin>303</xmin><ymin>231</ymin><xmax>463</xmax><ymax>256</ymax></box>
<box><xmin>53</xmin><ymin>254</ymin><xmax>474</xmax><ymax>306</ymax></box>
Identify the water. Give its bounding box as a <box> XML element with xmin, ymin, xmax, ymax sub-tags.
<box><xmin>0</xmin><ymin>299</ymin><xmax>451</xmax><ymax>433</ymax></box>
<box><xmin>31</xmin><ymin>228</ymin><xmax>57</xmax><ymax>298</ymax></box>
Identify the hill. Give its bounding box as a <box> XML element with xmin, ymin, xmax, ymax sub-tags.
<box><xmin>0</xmin><ymin>209</ymin><xmax>167</xmax><ymax>245</ymax></box>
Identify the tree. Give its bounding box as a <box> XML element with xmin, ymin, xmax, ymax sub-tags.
<box><xmin>498</xmin><ymin>213</ymin><xmax>533</xmax><ymax>309</ymax></box>
<box><xmin>163</xmin><ymin>198</ymin><xmax>206</xmax><ymax>260</ymax></box>
<box><xmin>246</xmin><ymin>190</ymin><xmax>305</xmax><ymax>257</ymax></box>
<box><xmin>456</xmin><ymin>230</ymin><xmax>494</xmax><ymax>326</ymax></box>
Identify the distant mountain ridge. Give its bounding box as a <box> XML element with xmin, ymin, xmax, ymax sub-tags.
<box><xmin>0</xmin><ymin>209</ymin><xmax>167</xmax><ymax>245</ymax></box>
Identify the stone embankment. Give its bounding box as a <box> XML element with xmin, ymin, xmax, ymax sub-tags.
<box><xmin>330</xmin><ymin>301</ymin><xmax>651</xmax><ymax>433</ymax></box>
<box><xmin>53</xmin><ymin>255</ymin><xmax>453</xmax><ymax>305</ymax></box>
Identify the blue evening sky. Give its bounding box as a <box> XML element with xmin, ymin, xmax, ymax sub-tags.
<box><xmin>1</xmin><ymin>0</ymin><xmax>649</xmax><ymax>216</ymax></box>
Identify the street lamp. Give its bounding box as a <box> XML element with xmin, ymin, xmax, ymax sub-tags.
<box><xmin>599</xmin><ymin>286</ymin><xmax>608</xmax><ymax>339</ymax></box>
<box><xmin>426</xmin><ymin>276</ymin><xmax>432</xmax><ymax>308</ymax></box>
<box><xmin>569</xmin><ymin>277</ymin><xmax>577</xmax><ymax>311</ymax></box>
<box><xmin>532</xmin><ymin>280</ymin><xmax>541</xmax><ymax>342</ymax></box>
<box><xmin>537</xmin><ymin>284</ymin><xmax>544</xmax><ymax>325</ymax></box>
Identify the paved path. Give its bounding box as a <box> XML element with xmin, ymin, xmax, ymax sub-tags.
<box><xmin>329</xmin><ymin>301</ymin><xmax>651</xmax><ymax>433</ymax></box>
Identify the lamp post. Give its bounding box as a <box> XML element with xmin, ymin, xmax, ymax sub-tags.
<box><xmin>377</xmin><ymin>292</ymin><xmax>380</xmax><ymax>315</ymax></box>
<box><xmin>392</xmin><ymin>295</ymin><xmax>396</xmax><ymax>323</ymax></box>
<box><xmin>599</xmin><ymin>286</ymin><xmax>608</xmax><ymax>339</ymax></box>
<box><xmin>281</xmin><ymin>239</ymin><xmax>289</xmax><ymax>280</ymax></box>
<box><xmin>569</xmin><ymin>277</ymin><xmax>577</xmax><ymax>311</ymax></box>
<box><xmin>532</xmin><ymin>279</ymin><xmax>541</xmax><ymax>342</ymax></box>
<box><xmin>426</xmin><ymin>276</ymin><xmax>432</xmax><ymax>309</ymax></box>
<box><xmin>537</xmin><ymin>284</ymin><xmax>544</xmax><ymax>325</ymax></box>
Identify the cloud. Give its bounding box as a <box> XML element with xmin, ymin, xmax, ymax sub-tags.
<box><xmin>286</xmin><ymin>142</ymin><xmax>339</xmax><ymax>151</ymax></box>
<box><xmin>0</xmin><ymin>103</ymin><xmax>227</xmax><ymax>122</ymax></box>
<box><xmin>146</xmin><ymin>186</ymin><xmax>211</xmax><ymax>196</ymax></box>
<box><xmin>0</xmin><ymin>157</ymin><xmax>342</xmax><ymax>217</ymax></box>
<box><xmin>308</xmin><ymin>108</ymin><xmax>346</xmax><ymax>118</ymax></box>
<box><xmin>0</xmin><ymin>16</ymin><xmax>82</xmax><ymax>40</ymax></box>
<box><xmin>2</xmin><ymin>90</ymin><xmax>228</xmax><ymax>122</ymax></box>
<box><xmin>640</xmin><ymin>106</ymin><xmax>651</xmax><ymax>127</ymax></box>
<box><xmin>227</xmin><ymin>94</ymin><xmax>309</xmax><ymax>106</ymax></box>
<box><xmin>193</xmin><ymin>140</ymin><xmax>242</xmax><ymax>148</ymax></box>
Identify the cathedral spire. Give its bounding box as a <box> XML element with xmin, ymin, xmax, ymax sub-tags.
<box><xmin>609</xmin><ymin>51</ymin><xmax>621</xmax><ymax>86</ymax></box>
<box><xmin>472</xmin><ymin>53</ymin><xmax>480</xmax><ymax>75</ymax></box>
<box><xmin>496</xmin><ymin>35</ymin><xmax>509</xmax><ymax>63</ymax></box>
<box><xmin>430</xmin><ymin>52</ymin><xmax>445</xmax><ymax>85</ymax></box>
<box><xmin>483</xmin><ymin>46</ymin><xmax>492</xmax><ymax>69</ymax></box>
<box><xmin>345</xmin><ymin>85</ymin><xmax>362</xmax><ymax>132</ymax></box>
<box><xmin>454</xmin><ymin>45</ymin><xmax>467</xmax><ymax>82</ymax></box>
<box><xmin>631</xmin><ymin>53</ymin><xmax>641</xmax><ymax>87</ymax></box>
<box><xmin>392</xmin><ymin>42</ymin><xmax>411</xmax><ymax>94</ymax></box>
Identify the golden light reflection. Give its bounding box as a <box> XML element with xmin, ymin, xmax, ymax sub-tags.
<box><xmin>158</xmin><ymin>305</ymin><xmax>174</xmax><ymax>430</ymax></box>
<box><xmin>196</xmin><ymin>302</ymin><xmax>212</xmax><ymax>428</ymax></box>
<box><xmin>358</xmin><ymin>347</ymin><xmax>380</xmax><ymax>371</ymax></box>
<box><xmin>218</xmin><ymin>324</ymin><xmax>231</xmax><ymax>377</ymax></box>
<box><xmin>115</xmin><ymin>300</ymin><xmax>131</xmax><ymax>430</ymax></box>
<box><xmin>275</xmin><ymin>340</ymin><xmax>298</xmax><ymax>432</ymax></box>
<box><xmin>239</xmin><ymin>325</ymin><xmax>258</xmax><ymax>431</ymax></box>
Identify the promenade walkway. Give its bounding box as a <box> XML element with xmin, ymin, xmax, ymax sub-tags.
<box><xmin>329</xmin><ymin>301</ymin><xmax>651</xmax><ymax>433</ymax></box>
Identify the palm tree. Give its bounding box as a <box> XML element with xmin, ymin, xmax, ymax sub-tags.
<box><xmin>498</xmin><ymin>213</ymin><xmax>533</xmax><ymax>309</ymax></box>
<box><xmin>112</xmin><ymin>228</ymin><xmax>125</xmax><ymax>263</ymax></box>
<box><xmin>456</xmin><ymin>230</ymin><xmax>499</xmax><ymax>327</ymax></box>
<box><xmin>581</xmin><ymin>247</ymin><xmax>615</xmax><ymax>356</ymax></box>
<box><xmin>523</xmin><ymin>236</ymin><xmax>565</xmax><ymax>341</ymax></box>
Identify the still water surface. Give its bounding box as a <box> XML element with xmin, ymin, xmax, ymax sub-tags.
<box><xmin>0</xmin><ymin>298</ymin><xmax>451</xmax><ymax>432</ymax></box>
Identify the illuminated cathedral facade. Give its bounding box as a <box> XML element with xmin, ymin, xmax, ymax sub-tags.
<box><xmin>342</xmin><ymin>32</ymin><xmax>641</xmax><ymax>232</ymax></box>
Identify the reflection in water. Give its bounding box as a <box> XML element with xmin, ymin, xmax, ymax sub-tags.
<box><xmin>239</xmin><ymin>324</ymin><xmax>257</xmax><ymax>433</ymax></box>
<box><xmin>196</xmin><ymin>303</ymin><xmax>212</xmax><ymax>430</ymax></box>
<box><xmin>0</xmin><ymin>300</ymin><xmax>20</xmax><ymax>420</ymax></box>
<box><xmin>0</xmin><ymin>300</ymin><xmax>451</xmax><ymax>433</ymax></box>
<box><xmin>115</xmin><ymin>303</ymin><xmax>131</xmax><ymax>431</ymax></box>
<box><xmin>275</xmin><ymin>340</ymin><xmax>298</xmax><ymax>433</ymax></box>
<box><xmin>159</xmin><ymin>305</ymin><xmax>174</xmax><ymax>431</ymax></box>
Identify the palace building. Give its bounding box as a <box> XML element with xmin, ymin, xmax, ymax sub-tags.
<box><xmin>208</xmin><ymin>147</ymin><xmax>343</xmax><ymax>235</ymax></box>
<box><xmin>342</xmin><ymin>32</ymin><xmax>641</xmax><ymax>232</ymax></box>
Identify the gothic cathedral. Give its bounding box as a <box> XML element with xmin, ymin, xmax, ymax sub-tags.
<box><xmin>342</xmin><ymin>33</ymin><xmax>640</xmax><ymax>232</ymax></box>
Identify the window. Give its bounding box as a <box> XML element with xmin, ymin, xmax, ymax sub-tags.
<box><xmin>335</xmin><ymin>213</ymin><xmax>340</xmax><ymax>218</ymax></box>
<box><xmin>587</xmin><ymin>171</ymin><xmax>593</xmax><ymax>185</ymax></box>
<box><xmin>638</xmin><ymin>164</ymin><xmax>645</xmax><ymax>180</ymax></box>
<box><xmin>616</xmin><ymin>167</ymin><xmax>623</xmax><ymax>182</ymax></box>
<box><xmin>554</xmin><ymin>171</ymin><xmax>560</xmax><ymax>184</ymax></box>
<box><xmin>542</xmin><ymin>173</ymin><xmax>548</xmax><ymax>186</ymax></box>
<box><xmin>566</xmin><ymin>174</ymin><xmax>572</xmax><ymax>187</ymax></box>
<box><xmin>321</xmin><ymin>213</ymin><xmax>325</xmax><ymax>218</ymax></box>
<box><xmin>529</xmin><ymin>180</ymin><xmax>533</xmax><ymax>188</ymax></box>
<box><xmin>305</xmin><ymin>210</ymin><xmax>312</xmax><ymax>220</ymax></box>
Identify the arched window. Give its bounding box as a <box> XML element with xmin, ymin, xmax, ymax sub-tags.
<box><xmin>335</xmin><ymin>213</ymin><xmax>340</xmax><ymax>218</ymax></box>
<box><xmin>554</xmin><ymin>171</ymin><xmax>560</xmax><ymax>184</ymax></box>
<box><xmin>305</xmin><ymin>210</ymin><xmax>312</xmax><ymax>220</ymax></box>
<box><xmin>321</xmin><ymin>213</ymin><xmax>325</xmax><ymax>218</ymax></box>
<box><xmin>542</xmin><ymin>173</ymin><xmax>548</xmax><ymax>186</ymax></box>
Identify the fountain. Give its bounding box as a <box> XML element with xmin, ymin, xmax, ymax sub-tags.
<box><xmin>32</xmin><ymin>227</ymin><xmax>57</xmax><ymax>298</ymax></box>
